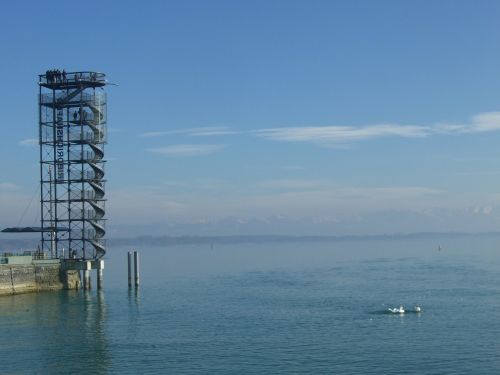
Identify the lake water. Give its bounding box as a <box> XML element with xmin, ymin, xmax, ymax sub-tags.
<box><xmin>2</xmin><ymin>235</ymin><xmax>500</xmax><ymax>374</ymax></box>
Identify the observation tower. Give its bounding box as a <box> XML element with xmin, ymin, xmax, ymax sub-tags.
<box><xmin>38</xmin><ymin>71</ymin><xmax>107</xmax><ymax>261</ymax></box>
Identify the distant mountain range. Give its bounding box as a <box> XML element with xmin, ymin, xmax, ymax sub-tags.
<box><xmin>2</xmin><ymin>231</ymin><xmax>500</xmax><ymax>250</ymax></box>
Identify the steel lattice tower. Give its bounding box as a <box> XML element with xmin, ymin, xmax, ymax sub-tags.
<box><xmin>39</xmin><ymin>71</ymin><xmax>107</xmax><ymax>260</ymax></box>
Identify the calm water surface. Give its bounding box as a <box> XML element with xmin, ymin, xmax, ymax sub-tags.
<box><xmin>2</xmin><ymin>236</ymin><xmax>500</xmax><ymax>374</ymax></box>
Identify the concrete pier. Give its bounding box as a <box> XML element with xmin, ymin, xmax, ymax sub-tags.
<box><xmin>60</xmin><ymin>259</ymin><xmax>105</xmax><ymax>291</ymax></box>
<box><xmin>0</xmin><ymin>257</ymin><xmax>79</xmax><ymax>296</ymax></box>
<box><xmin>0</xmin><ymin>256</ymin><xmax>107</xmax><ymax>296</ymax></box>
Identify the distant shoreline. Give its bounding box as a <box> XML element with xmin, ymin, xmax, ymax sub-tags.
<box><xmin>2</xmin><ymin>231</ymin><xmax>500</xmax><ymax>250</ymax></box>
<box><xmin>109</xmin><ymin>231</ymin><xmax>500</xmax><ymax>246</ymax></box>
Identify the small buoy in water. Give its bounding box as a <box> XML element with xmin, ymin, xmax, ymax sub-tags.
<box><xmin>414</xmin><ymin>306</ymin><xmax>422</xmax><ymax>313</ymax></box>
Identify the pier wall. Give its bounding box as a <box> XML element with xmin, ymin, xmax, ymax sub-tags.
<box><xmin>0</xmin><ymin>262</ymin><xmax>80</xmax><ymax>296</ymax></box>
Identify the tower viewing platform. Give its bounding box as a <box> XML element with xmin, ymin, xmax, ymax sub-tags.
<box><xmin>39</xmin><ymin>70</ymin><xmax>106</xmax><ymax>89</ymax></box>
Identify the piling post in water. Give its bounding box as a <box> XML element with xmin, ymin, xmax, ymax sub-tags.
<box><xmin>128</xmin><ymin>252</ymin><xmax>133</xmax><ymax>288</ymax></box>
<box><xmin>96</xmin><ymin>260</ymin><xmax>104</xmax><ymax>290</ymax></box>
<box><xmin>134</xmin><ymin>251</ymin><xmax>140</xmax><ymax>287</ymax></box>
<box><xmin>83</xmin><ymin>270</ymin><xmax>90</xmax><ymax>290</ymax></box>
<box><xmin>83</xmin><ymin>261</ymin><xmax>91</xmax><ymax>290</ymax></box>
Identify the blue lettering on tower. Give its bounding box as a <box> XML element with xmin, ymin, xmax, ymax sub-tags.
<box><xmin>56</xmin><ymin>109</ymin><xmax>65</xmax><ymax>180</ymax></box>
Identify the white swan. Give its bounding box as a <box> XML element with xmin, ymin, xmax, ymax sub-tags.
<box><xmin>414</xmin><ymin>306</ymin><xmax>422</xmax><ymax>312</ymax></box>
<box><xmin>388</xmin><ymin>305</ymin><xmax>405</xmax><ymax>314</ymax></box>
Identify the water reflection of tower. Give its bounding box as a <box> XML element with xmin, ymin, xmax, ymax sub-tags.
<box><xmin>0</xmin><ymin>292</ymin><xmax>110</xmax><ymax>374</ymax></box>
<box><xmin>38</xmin><ymin>71</ymin><xmax>108</xmax><ymax>260</ymax></box>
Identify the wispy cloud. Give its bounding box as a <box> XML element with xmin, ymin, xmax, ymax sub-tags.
<box><xmin>19</xmin><ymin>138</ymin><xmax>38</xmax><ymax>147</ymax></box>
<box><xmin>0</xmin><ymin>182</ymin><xmax>19</xmax><ymax>190</ymax></box>
<box><xmin>453</xmin><ymin>170</ymin><xmax>500</xmax><ymax>176</ymax></box>
<box><xmin>141</xmin><ymin>126</ymin><xmax>238</xmax><ymax>137</ymax></box>
<box><xmin>254</xmin><ymin>112</ymin><xmax>500</xmax><ymax>145</ymax></box>
<box><xmin>435</xmin><ymin>112</ymin><xmax>500</xmax><ymax>134</ymax></box>
<box><xmin>148</xmin><ymin>144</ymin><xmax>225</xmax><ymax>157</ymax></box>
<box><xmin>246</xmin><ymin>165</ymin><xmax>306</xmax><ymax>171</ymax></box>
<box><xmin>338</xmin><ymin>186</ymin><xmax>445</xmax><ymax>197</ymax></box>
<box><xmin>255</xmin><ymin>124</ymin><xmax>428</xmax><ymax>143</ymax></box>
<box><xmin>256</xmin><ymin>179</ymin><xmax>326</xmax><ymax>190</ymax></box>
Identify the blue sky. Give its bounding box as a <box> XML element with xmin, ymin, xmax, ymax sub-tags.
<box><xmin>1</xmin><ymin>0</ymin><xmax>500</xmax><ymax>236</ymax></box>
